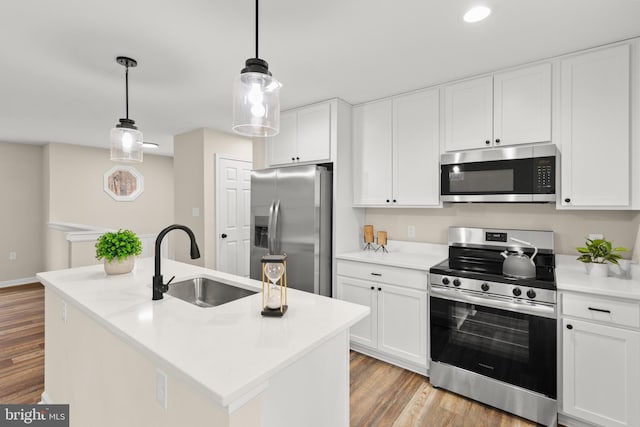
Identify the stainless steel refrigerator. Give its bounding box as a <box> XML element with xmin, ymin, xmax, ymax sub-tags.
<box><xmin>250</xmin><ymin>165</ymin><xmax>332</xmax><ymax>297</ymax></box>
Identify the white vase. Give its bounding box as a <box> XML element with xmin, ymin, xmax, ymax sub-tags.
<box><xmin>104</xmin><ymin>257</ymin><xmax>135</xmax><ymax>275</ymax></box>
<box><xmin>588</xmin><ymin>263</ymin><xmax>609</xmax><ymax>278</ymax></box>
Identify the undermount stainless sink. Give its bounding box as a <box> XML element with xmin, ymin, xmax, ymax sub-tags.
<box><xmin>165</xmin><ymin>277</ymin><xmax>256</xmax><ymax>308</ymax></box>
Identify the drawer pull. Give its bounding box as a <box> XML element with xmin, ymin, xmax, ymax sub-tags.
<box><xmin>588</xmin><ymin>307</ymin><xmax>611</xmax><ymax>314</ymax></box>
<box><xmin>370</xmin><ymin>273</ymin><xmax>382</xmax><ymax>277</ymax></box>
<box><xmin>566</xmin><ymin>324</ymin><xmax>573</xmax><ymax>330</ymax></box>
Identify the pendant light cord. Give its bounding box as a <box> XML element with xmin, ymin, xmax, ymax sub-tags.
<box><xmin>125</xmin><ymin>65</ymin><xmax>130</xmax><ymax>119</ymax></box>
<box><xmin>255</xmin><ymin>0</ymin><xmax>259</xmax><ymax>59</ymax></box>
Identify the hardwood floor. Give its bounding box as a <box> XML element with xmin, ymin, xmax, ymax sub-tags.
<box><xmin>350</xmin><ymin>351</ymin><xmax>537</xmax><ymax>427</ymax></box>
<box><xmin>1</xmin><ymin>284</ymin><xmax>541</xmax><ymax>425</ymax></box>
<box><xmin>0</xmin><ymin>283</ymin><xmax>45</xmax><ymax>404</ymax></box>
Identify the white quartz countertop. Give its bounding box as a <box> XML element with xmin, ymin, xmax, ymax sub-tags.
<box><xmin>337</xmin><ymin>241</ymin><xmax>448</xmax><ymax>271</ymax></box>
<box><xmin>555</xmin><ymin>254</ymin><xmax>640</xmax><ymax>300</ymax></box>
<box><xmin>37</xmin><ymin>258</ymin><xmax>369</xmax><ymax>409</ymax></box>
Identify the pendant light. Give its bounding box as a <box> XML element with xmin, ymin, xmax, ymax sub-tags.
<box><xmin>232</xmin><ymin>0</ymin><xmax>282</xmax><ymax>137</ymax></box>
<box><xmin>110</xmin><ymin>56</ymin><xmax>143</xmax><ymax>162</ymax></box>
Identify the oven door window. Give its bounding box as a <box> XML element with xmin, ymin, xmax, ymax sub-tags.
<box><xmin>430</xmin><ymin>296</ymin><xmax>556</xmax><ymax>398</ymax></box>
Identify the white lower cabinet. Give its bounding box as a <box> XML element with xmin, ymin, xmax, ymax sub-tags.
<box><xmin>337</xmin><ymin>260</ymin><xmax>428</xmax><ymax>373</ymax></box>
<box><xmin>377</xmin><ymin>283</ymin><xmax>427</xmax><ymax>366</ymax></box>
<box><xmin>561</xmin><ymin>292</ymin><xmax>640</xmax><ymax>427</ymax></box>
<box><xmin>337</xmin><ymin>276</ymin><xmax>377</xmax><ymax>348</ymax></box>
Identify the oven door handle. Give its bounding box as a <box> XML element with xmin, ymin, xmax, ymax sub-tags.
<box><xmin>430</xmin><ymin>286</ymin><xmax>557</xmax><ymax>319</ymax></box>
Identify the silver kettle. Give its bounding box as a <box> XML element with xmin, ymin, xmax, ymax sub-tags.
<box><xmin>501</xmin><ymin>237</ymin><xmax>538</xmax><ymax>279</ymax></box>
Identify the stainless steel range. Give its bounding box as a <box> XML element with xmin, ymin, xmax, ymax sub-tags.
<box><xmin>429</xmin><ymin>227</ymin><xmax>557</xmax><ymax>426</ymax></box>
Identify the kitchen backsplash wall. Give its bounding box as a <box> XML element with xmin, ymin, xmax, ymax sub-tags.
<box><xmin>366</xmin><ymin>204</ymin><xmax>640</xmax><ymax>256</ymax></box>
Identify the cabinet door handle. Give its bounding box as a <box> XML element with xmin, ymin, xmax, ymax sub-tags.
<box><xmin>296</xmin><ymin>156</ymin><xmax>300</xmax><ymax>160</ymax></box>
<box><xmin>495</xmin><ymin>138</ymin><xmax>501</xmax><ymax>144</ymax></box>
<box><xmin>291</xmin><ymin>157</ymin><xmax>295</xmax><ymax>161</ymax></box>
<box><xmin>588</xmin><ymin>307</ymin><xmax>611</xmax><ymax>314</ymax></box>
<box><xmin>485</xmin><ymin>140</ymin><xmax>491</xmax><ymax>145</ymax></box>
<box><xmin>386</xmin><ymin>199</ymin><xmax>390</xmax><ymax>203</ymax></box>
<box><xmin>370</xmin><ymin>273</ymin><xmax>382</xmax><ymax>277</ymax></box>
<box><xmin>370</xmin><ymin>286</ymin><xmax>375</xmax><ymax>290</ymax></box>
<box><xmin>564</xmin><ymin>198</ymin><xmax>571</xmax><ymax>203</ymax></box>
<box><xmin>566</xmin><ymin>324</ymin><xmax>573</xmax><ymax>330</ymax></box>
<box><xmin>377</xmin><ymin>287</ymin><xmax>382</xmax><ymax>291</ymax></box>
<box><xmin>392</xmin><ymin>199</ymin><xmax>397</xmax><ymax>203</ymax></box>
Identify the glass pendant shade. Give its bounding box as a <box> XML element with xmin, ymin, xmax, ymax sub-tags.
<box><xmin>110</xmin><ymin>120</ymin><xmax>143</xmax><ymax>162</ymax></box>
<box><xmin>232</xmin><ymin>70</ymin><xmax>282</xmax><ymax>137</ymax></box>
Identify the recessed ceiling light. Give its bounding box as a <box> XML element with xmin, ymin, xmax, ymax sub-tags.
<box><xmin>464</xmin><ymin>6</ymin><xmax>491</xmax><ymax>23</ymax></box>
<box><xmin>142</xmin><ymin>142</ymin><xmax>159</xmax><ymax>149</ymax></box>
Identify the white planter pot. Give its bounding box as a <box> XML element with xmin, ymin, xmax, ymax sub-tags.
<box><xmin>588</xmin><ymin>263</ymin><xmax>609</xmax><ymax>278</ymax></box>
<box><xmin>104</xmin><ymin>257</ymin><xmax>135</xmax><ymax>275</ymax></box>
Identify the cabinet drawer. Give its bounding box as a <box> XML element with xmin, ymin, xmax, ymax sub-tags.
<box><xmin>562</xmin><ymin>292</ymin><xmax>640</xmax><ymax>328</ymax></box>
<box><xmin>337</xmin><ymin>260</ymin><xmax>427</xmax><ymax>290</ymax></box>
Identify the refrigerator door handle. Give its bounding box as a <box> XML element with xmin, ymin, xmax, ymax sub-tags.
<box><xmin>267</xmin><ymin>200</ymin><xmax>275</xmax><ymax>254</ymax></box>
<box><xmin>270</xmin><ymin>200</ymin><xmax>281</xmax><ymax>255</ymax></box>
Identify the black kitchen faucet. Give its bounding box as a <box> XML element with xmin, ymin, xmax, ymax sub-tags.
<box><xmin>152</xmin><ymin>224</ymin><xmax>201</xmax><ymax>300</ymax></box>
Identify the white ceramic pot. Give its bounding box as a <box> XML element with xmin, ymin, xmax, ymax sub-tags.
<box><xmin>588</xmin><ymin>262</ymin><xmax>609</xmax><ymax>278</ymax></box>
<box><xmin>104</xmin><ymin>257</ymin><xmax>135</xmax><ymax>275</ymax></box>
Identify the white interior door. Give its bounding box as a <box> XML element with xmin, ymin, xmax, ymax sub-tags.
<box><xmin>216</xmin><ymin>155</ymin><xmax>252</xmax><ymax>276</ymax></box>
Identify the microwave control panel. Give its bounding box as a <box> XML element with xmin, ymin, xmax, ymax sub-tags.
<box><xmin>533</xmin><ymin>157</ymin><xmax>555</xmax><ymax>194</ymax></box>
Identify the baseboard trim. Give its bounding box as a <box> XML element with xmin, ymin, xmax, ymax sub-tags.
<box><xmin>0</xmin><ymin>276</ymin><xmax>39</xmax><ymax>288</ymax></box>
<box><xmin>558</xmin><ymin>413</ymin><xmax>598</xmax><ymax>427</ymax></box>
<box><xmin>350</xmin><ymin>343</ymin><xmax>428</xmax><ymax>377</ymax></box>
<box><xmin>39</xmin><ymin>391</ymin><xmax>52</xmax><ymax>404</ymax></box>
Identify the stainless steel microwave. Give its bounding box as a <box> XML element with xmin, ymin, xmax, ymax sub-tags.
<box><xmin>440</xmin><ymin>145</ymin><xmax>557</xmax><ymax>203</ymax></box>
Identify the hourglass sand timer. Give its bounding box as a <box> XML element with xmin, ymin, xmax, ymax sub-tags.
<box><xmin>261</xmin><ymin>254</ymin><xmax>288</xmax><ymax>316</ymax></box>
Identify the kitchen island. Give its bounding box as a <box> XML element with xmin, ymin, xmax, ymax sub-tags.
<box><xmin>37</xmin><ymin>258</ymin><xmax>369</xmax><ymax>427</ymax></box>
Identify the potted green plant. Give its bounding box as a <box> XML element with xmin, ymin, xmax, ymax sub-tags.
<box><xmin>95</xmin><ymin>229</ymin><xmax>143</xmax><ymax>275</ymax></box>
<box><xmin>576</xmin><ymin>237</ymin><xmax>627</xmax><ymax>277</ymax></box>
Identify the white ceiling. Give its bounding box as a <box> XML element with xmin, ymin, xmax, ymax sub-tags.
<box><xmin>2</xmin><ymin>0</ymin><xmax>640</xmax><ymax>156</ymax></box>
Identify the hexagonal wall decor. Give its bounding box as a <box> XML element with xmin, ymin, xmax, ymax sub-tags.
<box><xmin>103</xmin><ymin>166</ymin><xmax>144</xmax><ymax>201</ymax></box>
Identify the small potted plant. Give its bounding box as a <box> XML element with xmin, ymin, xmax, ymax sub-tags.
<box><xmin>95</xmin><ymin>229</ymin><xmax>143</xmax><ymax>275</ymax></box>
<box><xmin>576</xmin><ymin>237</ymin><xmax>627</xmax><ymax>277</ymax></box>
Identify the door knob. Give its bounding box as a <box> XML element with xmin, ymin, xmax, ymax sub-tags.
<box><xmin>221</xmin><ymin>233</ymin><xmax>228</xmax><ymax>239</ymax></box>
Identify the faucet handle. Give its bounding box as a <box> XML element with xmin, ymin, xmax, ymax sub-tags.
<box><xmin>160</xmin><ymin>276</ymin><xmax>176</xmax><ymax>293</ymax></box>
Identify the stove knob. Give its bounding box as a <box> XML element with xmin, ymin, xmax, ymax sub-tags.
<box><xmin>513</xmin><ymin>288</ymin><xmax>522</xmax><ymax>297</ymax></box>
<box><xmin>453</xmin><ymin>279</ymin><xmax>461</xmax><ymax>287</ymax></box>
<box><xmin>442</xmin><ymin>277</ymin><xmax>450</xmax><ymax>285</ymax></box>
<box><xmin>481</xmin><ymin>283</ymin><xmax>490</xmax><ymax>292</ymax></box>
<box><xmin>527</xmin><ymin>289</ymin><xmax>537</xmax><ymax>299</ymax></box>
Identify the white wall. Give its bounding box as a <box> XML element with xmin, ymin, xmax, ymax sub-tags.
<box><xmin>43</xmin><ymin>143</ymin><xmax>174</xmax><ymax>271</ymax></box>
<box><xmin>173</xmin><ymin>129</ymin><xmax>252</xmax><ymax>268</ymax></box>
<box><xmin>0</xmin><ymin>142</ymin><xmax>44</xmax><ymax>282</ymax></box>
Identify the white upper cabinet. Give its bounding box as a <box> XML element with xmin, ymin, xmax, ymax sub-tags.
<box><xmin>494</xmin><ymin>64</ymin><xmax>552</xmax><ymax>146</ymax></box>
<box><xmin>444</xmin><ymin>63</ymin><xmax>552</xmax><ymax>152</ymax></box>
<box><xmin>269</xmin><ymin>111</ymin><xmax>297</xmax><ymax>165</ymax></box>
<box><xmin>353</xmin><ymin>89</ymin><xmax>440</xmax><ymax>207</ymax></box>
<box><xmin>267</xmin><ymin>101</ymin><xmax>331</xmax><ymax>166</ymax></box>
<box><xmin>352</xmin><ymin>99</ymin><xmax>394</xmax><ymax>205</ymax></box>
<box><xmin>393</xmin><ymin>89</ymin><xmax>441</xmax><ymax>206</ymax></box>
<box><xmin>444</xmin><ymin>76</ymin><xmax>493</xmax><ymax>151</ymax></box>
<box><xmin>559</xmin><ymin>44</ymin><xmax>630</xmax><ymax>208</ymax></box>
